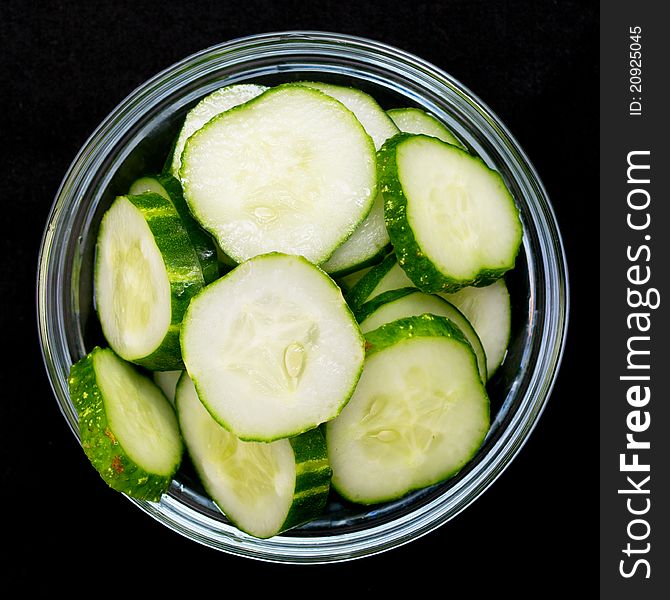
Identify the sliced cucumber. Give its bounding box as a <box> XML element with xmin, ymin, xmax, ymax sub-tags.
<box><xmin>298</xmin><ymin>82</ymin><xmax>398</xmax><ymax>276</ymax></box>
<box><xmin>180</xmin><ymin>253</ymin><xmax>365</xmax><ymax>442</ymax></box>
<box><xmin>326</xmin><ymin>315</ymin><xmax>489</xmax><ymax>504</ymax></box>
<box><xmin>129</xmin><ymin>175</ymin><xmax>170</xmax><ymax>198</ymax></box>
<box><xmin>346</xmin><ymin>253</ymin><xmax>413</xmax><ymax>310</ymax></box>
<box><xmin>95</xmin><ymin>193</ymin><xmax>204</xmax><ymax>370</ymax></box>
<box><xmin>380</xmin><ymin>134</ymin><xmax>522</xmax><ymax>292</ymax></box>
<box><xmin>169</xmin><ymin>83</ymin><xmax>268</xmax><ymax>177</ymax></box>
<box><xmin>298</xmin><ymin>81</ymin><xmax>398</xmax><ymax>150</ymax></box>
<box><xmin>387</xmin><ymin>107</ymin><xmax>465</xmax><ymax>149</ymax></box>
<box><xmin>78</xmin><ymin>79</ymin><xmax>520</xmax><ymax>531</ymax></box>
<box><xmin>68</xmin><ymin>347</ymin><xmax>183</xmax><ymax>501</ymax></box>
<box><xmin>180</xmin><ymin>84</ymin><xmax>376</xmax><ymax>265</ymax></box>
<box><xmin>356</xmin><ymin>288</ymin><xmax>488</xmax><ymax>382</ymax></box>
<box><xmin>336</xmin><ymin>265</ymin><xmax>374</xmax><ymax>294</ymax></box>
<box><xmin>318</xmin><ymin>194</ymin><xmax>390</xmax><ymax>277</ymax></box>
<box><xmin>440</xmin><ymin>278</ymin><xmax>511</xmax><ymax>378</ymax></box>
<box><xmin>129</xmin><ymin>174</ymin><xmax>219</xmax><ymax>284</ymax></box>
<box><xmin>176</xmin><ymin>373</ymin><xmax>331</xmax><ymax>539</ymax></box>
<box><xmin>153</xmin><ymin>370</ymin><xmax>182</xmax><ymax>404</ymax></box>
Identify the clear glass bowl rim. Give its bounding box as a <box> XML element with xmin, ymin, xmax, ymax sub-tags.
<box><xmin>37</xmin><ymin>30</ymin><xmax>570</xmax><ymax>564</ymax></box>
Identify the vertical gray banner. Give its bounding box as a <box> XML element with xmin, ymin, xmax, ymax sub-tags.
<box><xmin>600</xmin><ymin>2</ymin><xmax>670</xmax><ymax>597</ymax></box>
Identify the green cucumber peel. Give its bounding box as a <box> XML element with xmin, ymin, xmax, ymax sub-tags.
<box><xmin>379</xmin><ymin>133</ymin><xmax>522</xmax><ymax>293</ymax></box>
<box><xmin>69</xmin><ymin>347</ymin><xmax>183</xmax><ymax>502</ymax></box>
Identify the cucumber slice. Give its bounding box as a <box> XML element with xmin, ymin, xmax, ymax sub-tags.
<box><xmin>169</xmin><ymin>83</ymin><xmax>268</xmax><ymax>177</ymax></box>
<box><xmin>129</xmin><ymin>175</ymin><xmax>219</xmax><ymax>284</ymax></box>
<box><xmin>318</xmin><ymin>194</ymin><xmax>390</xmax><ymax>277</ymax></box>
<box><xmin>152</xmin><ymin>370</ymin><xmax>182</xmax><ymax>404</ymax></box>
<box><xmin>180</xmin><ymin>253</ymin><xmax>365</xmax><ymax>442</ymax></box>
<box><xmin>336</xmin><ymin>264</ymin><xmax>374</xmax><ymax>294</ymax></box>
<box><xmin>326</xmin><ymin>315</ymin><xmax>489</xmax><ymax>504</ymax></box>
<box><xmin>440</xmin><ymin>278</ymin><xmax>511</xmax><ymax>378</ymax></box>
<box><xmin>346</xmin><ymin>253</ymin><xmax>413</xmax><ymax>310</ymax></box>
<box><xmin>387</xmin><ymin>107</ymin><xmax>465</xmax><ymax>149</ymax></box>
<box><xmin>380</xmin><ymin>134</ymin><xmax>523</xmax><ymax>292</ymax></box>
<box><xmin>68</xmin><ymin>347</ymin><xmax>183</xmax><ymax>501</ymax></box>
<box><xmin>176</xmin><ymin>373</ymin><xmax>331</xmax><ymax>539</ymax></box>
<box><xmin>356</xmin><ymin>288</ymin><xmax>488</xmax><ymax>382</ymax></box>
<box><xmin>298</xmin><ymin>81</ymin><xmax>398</xmax><ymax>150</ymax></box>
<box><xmin>180</xmin><ymin>84</ymin><xmax>376</xmax><ymax>265</ymax></box>
<box><xmin>95</xmin><ymin>193</ymin><xmax>205</xmax><ymax>370</ymax></box>
<box><xmin>298</xmin><ymin>82</ymin><xmax>398</xmax><ymax>276</ymax></box>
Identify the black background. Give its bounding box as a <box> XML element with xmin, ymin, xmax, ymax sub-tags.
<box><xmin>3</xmin><ymin>1</ymin><xmax>597</xmax><ymax>593</ymax></box>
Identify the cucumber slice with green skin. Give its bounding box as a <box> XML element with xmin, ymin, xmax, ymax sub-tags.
<box><xmin>68</xmin><ymin>347</ymin><xmax>183</xmax><ymax>502</ymax></box>
<box><xmin>95</xmin><ymin>193</ymin><xmax>205</xmax><ymax>370</ymax></box>
<box><xmin>297</xmin><ymin>81</ymin><xmax>399</xmax><ymax>150</ymax></box>
<box><xmin>380</xmin><ymin>134</ymin><xmax>523</xmax><ymax>293</ymax></box>
<box><xmin>169</xmin><ymin>83</ymin><xmax>268</xmax><ymax>177</ymax></box>
<box><xmin>326</xmin><ymin>314</ymin><xmax>490</xmax><ymax>505</ymax></box>
<box><xmin>439</xmin><ymin>278</ymin><xmax>511</xmax><ymax>378</ymax></box>
<box><xmin>180</xmin><ymin>84</ymin><xmax>377</xmax><ymax>265</ymax></box>
<box><xmin>356</xmin><ymin>288</ymin><xmax>488</xmax><ymax>382</ymax></box>
<box><xmin>180</xmin><ymin>253</ymin><xmax>365</xmax><ymax>442</ymax></box>
<box><xmin>176</xmin><ymin>373</ymin><xmax>331</xmax><ymax>539</ymax></box>
<box><xmin>299</xmin><ymin>82</ymin><xmax>398</xmax><ymax>277</ymax></box>
<box><xmin>346</xmin><ymin>253</ymin><xmax>412</xmax><ymax>310</ymax></box>
<box><xmin>153</xmin><ymin>370</ymin><xmax>182</xmax><ymax>404</ymax></box>
<box><xmin>336</xmin><ymin>264</ymin><xmax>374</xmax><ymax>294</ymax></box>
<box><xmin>387</xmin><ymin>107</ymin><xmax>465</xmax><ymax>149</ymax></box>
<box><xmin>129</xmin><ymin>175</ymin><xmax>219</xmax><ymax>284</ymax></box>
<box><xmin>318</xmin><ymin>195</ymin><xmax>391</xmax><ymax>277</ymax></box>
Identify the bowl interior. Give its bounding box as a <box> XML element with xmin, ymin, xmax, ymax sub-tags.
<box><xmin>40</xmin><ymin>33</ymin><xmax>565</xmax><ymax>560</ymax></box>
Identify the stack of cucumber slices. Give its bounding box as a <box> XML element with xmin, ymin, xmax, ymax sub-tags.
<box><xmin>68</xmin><ymin>80</ymin><xmax>522</xmax><ymax>539</ymax></box>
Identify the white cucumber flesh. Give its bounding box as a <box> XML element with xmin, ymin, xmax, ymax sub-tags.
<box><xmin>94</xmin><ymin>352</ymin><xmax>181</xmax><ymax>475</ymax></box>
<box><xmin>96</xmin><ymin>197</ymin><xmax>170</xmax><ymax>361</ymax></box>
<box><xmin>400</xmin><ymin>142</ymin><xmax>518</xmax><ymax>279</ymax></box>
<box><xmin>180</xmin><ymin>253</ymin><xmax>365</xmax><ymax>441</ymax></box>
<box><xmin>94</xmin><ymin>194</ymin><xmax>204</xmax><ymax>370</ymax></box>
<box><xmin>326</xmin><ymin>315</ymin><xmax>489</xmax><ymax>504</ymax></box>
<box><xmin>68</xmin><ymin>347</ymin><xmax>183</xmax><ymax>501</ymax></box>
<box><xmin>129</xmin><ymin>176</ymin><xmax>170</xmax><ymax>199</ymax></box>
<box><xmin>387</xmin><ymin>107</ymin><xmax>465</xmax><ymax>149</ymax></box>
<box><xmin>299</xmin><ymin>82</ymin><xmax>398</xmax><ymax>276</ymax></box>
<box><xmin>381</xmin><ymin>134</ymin><xmax>522</xmax><ymax>292</ymax></box>
<box><xmin>180</xmin><ymin>84</ymin><xmax>376</xmax><ymax>265</ymax></box>
<box><xmin>170</xmin><ymin>83</ymin><xmax>268</xmax><ymax>176</ymax></box>
<box><xmin>298</xmin><ymin>81</ymin><xmax>398</xmax><ymax>149</ymax></box>
<box><xmin>176</xmin><ymin>373</ymin><xmax>331</xmax><ymax>538</ymax></box>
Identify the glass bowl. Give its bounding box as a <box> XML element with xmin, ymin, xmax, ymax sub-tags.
<box><xmin>37</xmin><ymin>31</ymin><xmax>569</xmax><ymax>563</ymax></box>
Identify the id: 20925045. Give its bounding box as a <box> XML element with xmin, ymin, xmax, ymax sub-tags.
<box><xmin>629</xmin><ymin>26</ymin><xmax>643</xmax><ymax>116</ymax></box>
